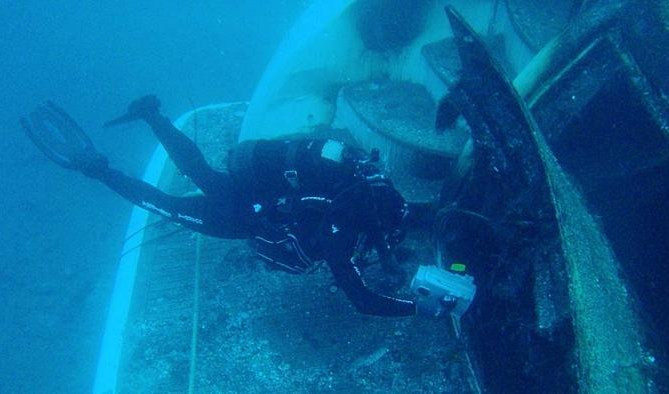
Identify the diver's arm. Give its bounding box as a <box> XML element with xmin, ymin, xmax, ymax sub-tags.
<box><xmin>326</xmin><ymin>249</ymin><xmax>416</xmax><ymax>317</ymax></box>
<box><xmin>321</xmin><ymin>183</ymin><xmax>416</xmax><ymax>317</ymax></box>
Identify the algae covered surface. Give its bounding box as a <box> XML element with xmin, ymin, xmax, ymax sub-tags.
<box><xmin>120</xmin><ymin>235</ymin><xmax>471</xmax><ymax>393</ymax></box>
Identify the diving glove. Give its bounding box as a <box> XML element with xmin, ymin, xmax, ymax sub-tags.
<box><xmin>103</xmin><ymin>95</ymin><xmax>161</xmax><ymax>128</ymax></box>
<box><xmin>21</xmin><ymin>101</ymin><xmax>109</xmax><ymax>178</ymax></box>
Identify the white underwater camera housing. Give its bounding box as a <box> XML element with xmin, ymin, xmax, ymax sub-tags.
<box><xmin>411</xmin><ymin>265</ymin><xmax>476</xmax><ymax>319</ymax></box>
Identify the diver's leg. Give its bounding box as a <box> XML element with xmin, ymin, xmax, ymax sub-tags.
<box><xmin>108</xmin><ymin>96</ymin><xmax>228</xmax><ymax>197</ymax></box>
<box><xmin>145</xmin><ymin>111</ymin><xmax>230</xmax><ymax>198</ymax></box>
<box><xmin>94</xmin><ymin>164</ymin><xmax>251</xmax><ymax>239</ymax></box>
<box><xmin>22</xmin><ymin>101</ymin><xmax>246</xmax><ymax>237</ymax></box>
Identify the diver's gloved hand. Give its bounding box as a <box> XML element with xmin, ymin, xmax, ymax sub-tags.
<box><xmin>103</xmin><ymin>95</ymin><xmax>161</xmax><ymax>128</ymax></box>
<box><xmin>21</xmin><ymin>101</ymin><xmax>109</xmax><ymax>178</ymax></box>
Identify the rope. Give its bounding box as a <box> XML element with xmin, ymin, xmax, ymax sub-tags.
<box><xmin>187</xmin><ymin>102</ymin><xmax>202</xmax><ymax>394</ymax></box>
<box><xmin>451</xmin><ymin>315</ymin><xmax>483</xmax><ymax>394</ymax></box>
<box><xmin>187</xmin><ymin>233</ymin><xmax>203</xmax><ymax>394</ymax></box>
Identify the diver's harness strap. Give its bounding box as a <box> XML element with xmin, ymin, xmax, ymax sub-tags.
<box><xmin>254</xmin><ymin>232</ymin><xmax>320</xmax><ymax>274</ymax></box>
<box><xmin>252</xmin><ymin>195</ymin><xmax>332</xmax><ymax>274</ymax></box>
<box><xmin>283</xmin><ymin>140</ymin><xmax>300</xmax><ymax>190</ymax></box>
<box><xmin>228</xmin><ymin>139</ymin><xmax>302</xmax><ymax>194</ymax></box>
<box><xmin>229</xmin><ymin>138</ymin><xmax>389</xmax><ymax>274</ymax></box>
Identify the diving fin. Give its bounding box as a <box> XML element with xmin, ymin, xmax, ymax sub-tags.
<box><xmin>21</xmin><ymin>101</ymin><xmax>100</xmax><ymax>170</ymax></box>
<box><xmin>103</xmin><ymin>94</ymin><xmax>161</xmax><ymax>128</ymax></box>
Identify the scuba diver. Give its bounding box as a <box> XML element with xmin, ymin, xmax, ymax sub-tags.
<box><xmin>21</xmin><ymin>95</ymin><xmax>435</xmax><ymax>317</ymax></box>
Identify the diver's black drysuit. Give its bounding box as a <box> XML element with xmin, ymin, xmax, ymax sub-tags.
<box><xmin>91</xmin><ymin>111</ymin><xmax>416</xmax><ymax>317</ymax></box>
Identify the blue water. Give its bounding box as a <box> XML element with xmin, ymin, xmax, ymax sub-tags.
<box><xmin>0</xmin><ymin>2</ymin><xmax>306</xmax><ymax>392</ymax></box>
